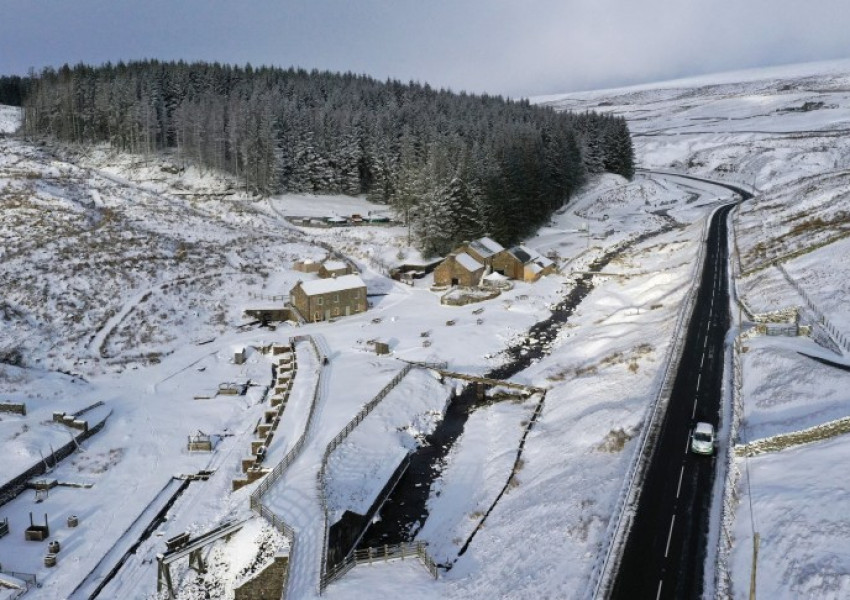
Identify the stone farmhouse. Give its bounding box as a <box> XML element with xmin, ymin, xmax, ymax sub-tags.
<box><xmin>290</xmin><ymin>274</ymin><xmax>367</xmax><ymax>322</ymax></box>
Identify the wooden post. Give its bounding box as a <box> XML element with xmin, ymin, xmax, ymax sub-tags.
<box><xmin>157</xmin><ymin>556</ymin><xmax>175</xmax><ymax>599</ymax></box>
<box><xmin>749</xmin><ymin>532</ymin><xmax>759</xmax><ymax>600</ymax></box>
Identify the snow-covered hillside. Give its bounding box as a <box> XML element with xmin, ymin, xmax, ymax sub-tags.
<box><xmin>541</xmin><ymin>58</ymin><xmax>850</xmax><ymax>599</ymax></box>
<box><xmin>2</xmin><ymin>57</ymin><xmax>850</xmax><ymax>600</ymax></box>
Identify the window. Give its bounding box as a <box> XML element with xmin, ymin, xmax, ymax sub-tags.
<box><xmin>334</xmin><ymin>294</ymin><xmax>339</xmax><ymax>303</ymax></box>
<box><xmin>316</xmin><ymin>297</ymin><xmax>323</xmax><ymax>306</ymax></box>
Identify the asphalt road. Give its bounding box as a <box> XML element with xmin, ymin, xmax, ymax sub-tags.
<box><xmin>611</xmin><ymin>200</ymin><xmax>735</xmax><ymax>600</ymax></box>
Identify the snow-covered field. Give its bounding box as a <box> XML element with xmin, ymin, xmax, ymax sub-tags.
<box><xmin>2</xmin><ymin>57</ymin><xmax>850</xmax><ymax>600</ymax></box>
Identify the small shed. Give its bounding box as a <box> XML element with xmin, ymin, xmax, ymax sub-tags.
<box><xmin>293</xmin><ymin>259</ymin><xmax>322</xmax><ymax>273</ymax></box>
<box><xmin>325</xmin><ymin>215</ymin><xmax>347</xmax><ymax>226</ymax></box>
<box><xmin>234</xmin><ymin>346</ymin><xmax>246</xmax><ymax>365</ymax></box>
<box><xmin>318</xmin><ymin>260</ymin><xmax>353</xmax><ymax>279</ymax></box>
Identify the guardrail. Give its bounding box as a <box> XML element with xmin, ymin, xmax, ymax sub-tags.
<box><xmin>588</xmin><ymin>205</ymin><xmax>718</xmax><ymax>599</ymax></box>
<box><xmin>248</xmin><ymin>335</ymin><xmax>326</xmax><ymax>600</ymax></box>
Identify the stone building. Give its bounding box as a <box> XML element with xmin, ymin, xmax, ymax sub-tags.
<box><xmin>433</xmin><ymin>252</ymin><xmax>485</xmax><ymax>287</ymax></box>
<box><xmin>293</xmin><ymin>259</ymin><xmax>321</xmax><ymax>273</ymax></box>
<box><xmin>318</xmin><ymin>260</ymin><xmax>353</xmax><ymax>279</ymax></box>
<box><xmin>491</xmin><ymin>245</ymin><xmax>557</xmax><ymax>282</ymax></box>
<box><xmin>458</xmin><ymin>237</ymin><xmax>505</xmax><ymax>267</ymax></box>
<box><xmin>290</xmin><ymin>274</ymin><xmax>367</xmax><ymax>322</ymax></box>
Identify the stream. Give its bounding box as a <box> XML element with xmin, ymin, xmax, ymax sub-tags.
<box><xmin>328</xmin><ymin>223</ymin><xmax>679</xmax><ymax>568</ymax></box>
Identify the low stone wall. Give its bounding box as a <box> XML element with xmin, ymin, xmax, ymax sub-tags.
<box><xmin>440</xmin><ymin>288</ymin><xmax>501</xmax><ymax>306</ymax></box>
<box><xmin>0</xmin><ymin>402</ymin><xmax>26</xmax><ymax>416</ymax></box>
<box><xmin>735</xmin><ymin>415</ymin><xmax>850</xmax><ymax>457</ymax></box>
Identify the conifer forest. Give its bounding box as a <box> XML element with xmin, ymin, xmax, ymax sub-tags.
<box><xmin>17</xmin><ymin>61</ymin><xmax>635</xmax><ymax>254</ymax></box>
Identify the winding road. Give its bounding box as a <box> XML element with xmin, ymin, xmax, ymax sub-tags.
<box><xmin>610</xmin><ymin>175</ymin><xmax>752</xmax><ymax>599</ymax></box>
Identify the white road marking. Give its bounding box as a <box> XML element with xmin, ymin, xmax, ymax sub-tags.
<box><xmin>685</xmin><ymin>434</ymin><xmax>691</xmax><ymax>454</ymax></box>
<box><xmin>676</xmin><ymin>464</ymin><xmax>685</xmax><ymax>498</ymax></box>
<box><xmin>692</xmin><ymin>396</ymin><xmax>698</xmax><ymax>418</ymax></box>
<box><xmin>657</xmin><ymin>579</ymin><xmax>664</xmax><ymax>600</ymax></box>
<box><xmin>696</xmin><ymin>373</ymin><xmax>702</xmax><ymax>390</ymax></box>
<box><xmin>665</xmin><ymin>515</ymin><xmax>676</xmax><ymax>558</ymax></box>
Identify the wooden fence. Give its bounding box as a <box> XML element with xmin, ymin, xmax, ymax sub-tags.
<box><xmin>321</xmin><ymin>541</ymin><xmax>438</xmax><ymax>591</ymax></box>
<box><xmin>248</xmin><ymin>335</ymin><xmax>326</xmax><ymax>600</ymax></box>
<box><xmin>316</xmin><ymin>360</ymin><xmax>447</xmax><ymax>592</ymax></box>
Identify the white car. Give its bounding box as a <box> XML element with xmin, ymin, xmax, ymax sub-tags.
<box><xmin>690</xmin><ymin>422</ymin><xmax>715</xmax><ymax>455</ymax></box>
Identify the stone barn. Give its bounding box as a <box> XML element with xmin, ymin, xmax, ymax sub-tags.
<box><xmin>433</xmin><ymin>252</ymin><xmax>485</xmax><ymax>287</ymax></box>
<box><xmin>458</xmin><ymin>237</ymin><xmax>505</xmax><ymax>267</ymax></box>
<box><xmin>491</xmin><ymin>245</ymin><xmax>557</xmax><ymax>282</ymax></box>
<box><xmin>290</xmin><ymin>274</ymin><xmax>368</xmax><ymax>322</ymax></box>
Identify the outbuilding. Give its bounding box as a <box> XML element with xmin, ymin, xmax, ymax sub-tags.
<box><xmin>491</xmin><ymin>245</ymin><xmax>557</xmax><ymax>282</ymax></box>
<box><xmin>433</xmin><ymin>252</ymin><xmax>485</xmax><ymax>287</ymax></box>
<box><xmin>318</xmin><ymin>260</ymin><xmax>353</xmax><ymax>279</ymax></box>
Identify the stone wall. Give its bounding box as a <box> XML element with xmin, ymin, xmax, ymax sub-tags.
<box><xmin>234</xmin><ymin>555</ymin><xmax>288</xmax><ymax>600</ymax></box>
<box><xmin>0</xmin><ymin>402</ymin><xmax>26</xmax><ymax>416</ymax></box>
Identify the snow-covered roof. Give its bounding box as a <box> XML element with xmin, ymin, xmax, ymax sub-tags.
<box><xmin>509</xmin><ymin>246</ymin><xmax>533</xmax><ymax>263</ymax></box>
<box><xmin>322</xmin><ymin>260</ymin><xmax>348</xmax><ymax>271</ymax></box>
<box><xmin>528</xmin><ymin>262</ymin><xmax>543</xmax><ymax>275</ymax></box>
<box><xmin>535</xmin><ymin>255</ymin><xmax>554</xmax><ymax>269</ymax></box>
<box><xmin>510</xmin><ymin>244</ymin><xmax>553</xmax><ymax>269</ymax></box>
<box><xmin>468</xmin><ymin>236</ymin><xmax>504</xmax><ymax>258</ymax></box>
<box><xmin>454</xmin><ymin>252</ymin><xmax>484</xmax><ymax>272</ymax></box>
<box><xmin>298</xmin><ymin>274</ymin><xmax>366</xmax><ymax>296</ymax></box>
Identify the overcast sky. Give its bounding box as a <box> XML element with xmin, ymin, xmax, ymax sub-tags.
<box><xmin>3</xmin><ymin>0</ymin><xmax>850</xmax><ymax>98</ymax></box>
